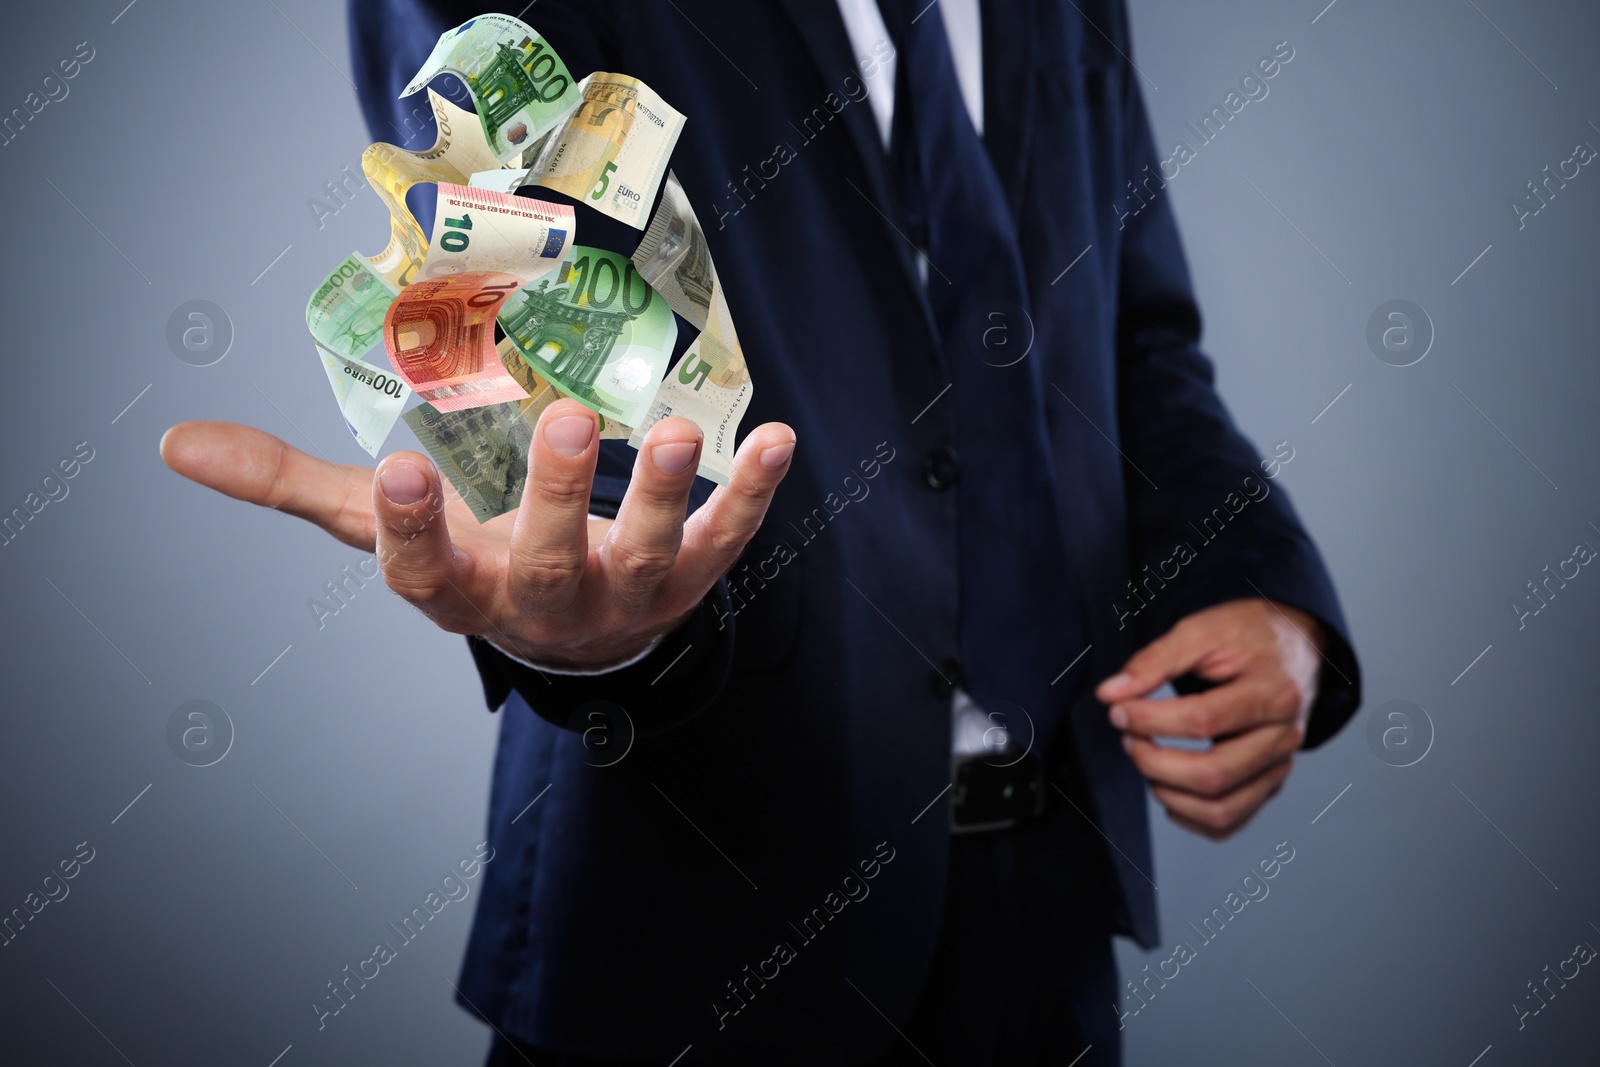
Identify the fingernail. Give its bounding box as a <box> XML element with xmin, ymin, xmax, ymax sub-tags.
<box><xmin>379</xmin><ymin>463</ymin><xmax>428</xmax><ymax>505</ymax></box>
<box><xmin>653</xmin><ymin>440</ymin><xmax>698</xmax><ymax>474</ymax></box>
<box><xmin>1109</xmin><ymin>705</ymin><xmax>1128</xmax><ymax>729</ymax></box>
<box><xmin>546</xmin><ymin>414</ymin><xmax>595</xmax><ymax>457</ymax></box>
<box><xmin>759</xmin><ymin>441</ymin><xmax>795</xmax><ymax>470</ymax></box>
<box><xmin>1120</xmin><ymin>733</ymin><xmax>1134</xmax><ymax>753</ymax></box>
<box><xmin>1102</xmin><ymin>672</ymin><xmax>1131</xmax><ymax>695</ymax></box>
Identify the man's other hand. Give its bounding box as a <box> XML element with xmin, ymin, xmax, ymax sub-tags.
<box><xmin>1096</xmin><ymin>599</ymin><xmax>1325</xmax><ymax>840</ymax></box>
<box><xmin>161</xmin><ymin>400</ymin><xmax>796</xmax><ymax>671</ymax></box>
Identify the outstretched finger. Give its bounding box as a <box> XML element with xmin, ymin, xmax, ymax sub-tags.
<box><xmin>507</xmin><ymin>400</ymin><xmax>600</xmax><ymax>616</ymax></box>
<box><xmin>161</xmin><ymin>421</ymin><xmax>376</xmax><ymax>550</ymax></box>
<box><xmin>374</xmin><ymin>451</ymin><xmax>472</xmax><ymax>626</ymax></box>
<box><xmin>601</xmin><ymin>416</ymin><xmax>703</xmax><ymax>611</ymax></box>
<box><xmin>669</xmin><ymin>422</ymin><xmax>796</xmax><ymax>598</ymax></box>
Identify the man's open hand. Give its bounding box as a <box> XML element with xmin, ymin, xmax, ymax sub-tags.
<box><xmin>161</xmin><ymin>399</ymin><xmax>796</xmax><ymax>671</ymax></box>
<box><xmin>1097</xmin><ymin>599</ymin><xmax>1325</xmax><ymax>840</ymax></box>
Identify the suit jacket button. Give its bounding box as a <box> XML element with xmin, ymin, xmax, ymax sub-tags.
<box><xmin>932</xmin><ymin>655</ymin><xmax>964</xmax><ymax>698</ymax></box>
<box><xmin>923</xmin><ymin>446</ymin><xmax>960</xmax><ymax>490</ymax></box>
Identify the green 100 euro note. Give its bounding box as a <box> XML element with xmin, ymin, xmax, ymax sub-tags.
<box><xmin>499</xmin><ymin>246</ymin><xmax>677</xmax><ymax>428</ymax></box>
<box><xmin>306</xmin><ymin>258</ymin><xmax>404</xmax><ymax>457</ymax></box>
<box><xmin>307</xmin><ymin>253</ymin><xmax>395</xmax><ymax>361</ymax></box>
<box><xmin>401</xmin><ymin>13</ymin><xmax>582</xmax><ymax>165</ymax></box>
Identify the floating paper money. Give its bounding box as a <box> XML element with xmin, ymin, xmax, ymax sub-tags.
<box><xmin>312</xmin><ymin>14</ymin><xmax>756</xmax><ymax>484</ymax></box>
<box><xmin>401</xmin><ymin>13</ymin><xmax>582</xmax><ymax>165</ymax></box>
<box><xmin>307</xmin><ymin>253</ymin><xmax>397</xmax><ymax>360</ymax></box>
<box><xmin>518</xmin><ymin>73</ymin><xmax>685</xmax><ymax>230</ymax></box>
<box><xmin>308</xmin><ymin>90</ymin><xmax>497</xmax><ymax>371</ymax></box>
<box><xmin>316</xmin><ymin>344</ymin><xmax>411</xmax><ymax>457</ymax></box>
<box><xmin>627</xmin><ymin>289</ymin><xmax>751</xmax><ymax>485</ymax></box>
<box><xmin>385</xmin><ymin>183</ymin><xmax>574</xmax><ymax>411</ymax></box>
<box><xmin>499</xmin><ymin>245</ymin><xmax>677</xmax><ymax>427</ymax></box>
<box><xmin>469</xmin><ymin>166</ymin><xmax>529</xmax><ymax>193</ymax></box>
<box><xmin>417</xmin><ymin>182</ymin><xmax>574</xmax><ymax>282</ymax></box>
<box><xmin>468</xmin><ymin>73</ymin><xmax>683</xmax><ymax>230</ymax></box>
<box><xmin>630</xmin><ymin>171</ymin><xmax>750</xmax><ymax>484</ymax></box>
<box><xmin>387</xmin><ymin>270</ymin><xmax>529</xmax><ymax>410</ymax></box>
<box><xmin>496</xmin><ymin>336</ymin><xmax>633</xmax><ymax>443</ymax></box>
<box><xmin>361</xmin><ymin>90</ymin><xmax>508</xmax><ymax>291</ymax></box>
<box><xmin>632</xmin><ymin>170</ymin><xmax>716</xmax><ymax>327</ymax></box>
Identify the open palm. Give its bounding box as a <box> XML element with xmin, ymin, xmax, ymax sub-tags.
<box><xmin>161</xmin><ymin>399</ymin><xmax>795</xmax><ymax>669</ymax></box>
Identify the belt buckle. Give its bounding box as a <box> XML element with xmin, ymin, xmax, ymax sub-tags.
<box><xmin>949</xmin><ymin>751</ymin><xmax>1045</xmax><ymax>834</ymax></box>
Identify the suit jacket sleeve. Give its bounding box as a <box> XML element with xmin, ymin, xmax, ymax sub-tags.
<box><xmin>1110</xmin><ymin>64</ymin><xmax>1361</xmax><ymax>748</ymax></box>
<box><xmin>348</xmin><ymin>0</ymin><xmax>739</xmax><ymax>735</ymax></box>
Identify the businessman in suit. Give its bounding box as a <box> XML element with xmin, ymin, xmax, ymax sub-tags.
<box><xmin>162</xmin><ymin>0</ymin><xmax>1361</xmax><ymax>1062</ymax></box>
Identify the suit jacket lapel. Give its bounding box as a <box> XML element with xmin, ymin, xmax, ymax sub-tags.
<box><xmin>772</xmin><ymin>0</ymin><xmax>931</xmax><ymax>306</ymax></box>
<box><xmin>979</xmin><ymin>0</ymin><xmax>1039</xmax><ymax>215</ymax></box>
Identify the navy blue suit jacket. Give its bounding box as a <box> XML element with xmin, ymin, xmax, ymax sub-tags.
<box><xmin>351</xmin><ymin>1</ymin><xmax>1361</xmax><ymax>1061</ymax></box>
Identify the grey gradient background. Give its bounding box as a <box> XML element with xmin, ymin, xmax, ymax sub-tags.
<box><xmin>1</xmin><ymin>0</ymin><xmax>1597</xmax><ymax>1064</ymax></box>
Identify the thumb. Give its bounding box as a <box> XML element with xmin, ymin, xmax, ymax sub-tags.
<box><xmin>160</xmin><ymin>420</ymin><xmax>377</xmax><ymax>551</ymax></box>
<box><xmin>1097</xmin><ymin>620</ymin><xmax>1212</xmax><ymax>705</ymax></box>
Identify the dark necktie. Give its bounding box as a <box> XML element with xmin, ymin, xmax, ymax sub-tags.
<box><xmin>878</xmin><ymin>0</ymin><xmax>1086</xmax><ymax>738</ymax></box>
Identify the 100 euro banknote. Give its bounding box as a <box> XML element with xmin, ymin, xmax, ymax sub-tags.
<box><xmin>316</xmin><ymin>344</ymin><xmax>410</xmax><ymax>457</ymax></box>
<box><xmin>401</xmin><ymin>13</ymin><xmax>581</xmax><ymax>165</ymax></box>
<box><xmin>499</xmin><ymin>245</ymin><xmax>677</xmax><ymax>428</ymax></box>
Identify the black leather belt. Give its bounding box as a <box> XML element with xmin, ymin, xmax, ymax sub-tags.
<box><xmin>950</xmin><ymin>750</ymin><xmax>1046</xmax><ymax>833</ymax></box>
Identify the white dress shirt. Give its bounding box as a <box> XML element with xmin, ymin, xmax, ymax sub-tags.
<box><xmin>834</xmin><ymin>0</ymin><xmax>983</xmax><ymax>141</ymax></box>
